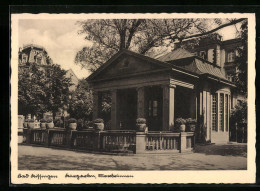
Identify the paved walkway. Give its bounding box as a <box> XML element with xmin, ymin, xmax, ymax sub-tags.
<box><xmin>18</xmin><ymin>144</ymin><xmax>247</xmax><ymax>170</ymax></box>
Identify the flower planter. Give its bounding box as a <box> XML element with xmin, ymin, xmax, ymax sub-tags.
<box><xmin>40</xmin><ymin>122</ymin><xmax>46</xmax><ymax>129</ymax></box>
<box><xmin>136</xmin><ymin>123</ymin><xmax>146</xmax><ymax>131</ymax></box>
<box><xmin>94</xmin><ymin>123</ymin><xmax>104</xmax><ymax>131</ymax></box>
<box><xmin>69</xmin><ymin>123</ymin><xmax>77</xmax><ymax>130</ymax></box>
<box><xmin>46</xmin><ymin>122</ymin><xmax>54</xmax><ymax>129</ymax></box>
<box><xmin>179</xmin><ymin>124</ymin><xmax>186</xmax><ymax>132</ymax></box>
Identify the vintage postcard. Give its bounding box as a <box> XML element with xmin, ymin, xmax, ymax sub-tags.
<box><xmin>10</xmin><ymin>12</ymin><xmax>256</xmax><ymax>184</ymax></box>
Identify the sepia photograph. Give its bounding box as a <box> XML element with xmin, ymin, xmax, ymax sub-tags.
<box><xmin>10</xmin><ymin>12</ymin><xmax>256</xmax><ymax>184</ymax></box>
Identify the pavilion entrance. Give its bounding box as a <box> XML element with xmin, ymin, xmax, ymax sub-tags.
<box><xmin>118</xmin><ymin>88</ymin><xmax>137</xmax><ymax>130</ymax></box>
<box><xmin>145</xmin><ymin>86</ymin><xmax>163</xmax><ymax>131</ymax></box>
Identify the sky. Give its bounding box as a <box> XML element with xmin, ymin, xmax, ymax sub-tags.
<box><xmin>18</xmin><ymin>18</ymin><xmax>241</xmax><ymax>79</ymax></box>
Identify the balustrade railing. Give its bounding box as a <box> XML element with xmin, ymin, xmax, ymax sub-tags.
<box><xmin>100</xmin><ymin>131</ymin><xmax>136</xmax><ymax>152</ymax></box>
<box><xmin>49</xmin><ymin>129</ymin><xmax>67</xmax><ymax>147</ymax></box>
<box><xmin>145</xmin><ymin>132</ymin><xmax>180</xmax><ymax>151</ymax></box>
<box><xmin>21</xmin><ymin>129</ymin><xmax>194</xmax><ymax>154</ymax></box>
<box><xmin>71</xmin><ymin>130</ymin><xmax>97</xmax><ymax>150</ymax></box>
<box><xmin>30</xmin><ymin>129</ymin><xmax>46</xmax><ymax>145</ymax></box>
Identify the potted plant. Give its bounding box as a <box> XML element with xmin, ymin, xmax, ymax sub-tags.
<box><xmin>77</xmin><ymin>119</ymin><xmax>84</xmax><ymax>131</ymax></box>
<box><xmin>68</xmin><ymin>118</ymin><xmax>77</xmax><ymax>130</ymax></box>
<box><xmin>23</xmin><ymin>119</ymin><xmax>29</xmax><ymax>128</ymax></box>
<box><xmin>46</xmin><ymin>119</ymin><xmax>54</xmax><ymax>129</ymax></box>
<box><xmin>40</xmin><ymin>119</ymin><xmax>47</xmax><ymax>129</ymax></box>
<box><xmin>175</xmin><ymin>118</ymin><xmax>186</xmax><ymax>132</ymax></box>
<box><xmin>94</xmin><ymin>118</ymin><xmax>104</xmax><ymax>131</ymax></box>
<box><xmin>27</xmin><ymin>119</ymin><xmax>35</xmax><ymax>129</ymax></box>
<box><xmin>136</xmin><ymin>118</ymin><xmax>146</xmax><ymax>131</ymax></box>
<box><xmin>186</xmin><ymin>118</ymin><xmax>197</xmax><ymax>132</ymax></box>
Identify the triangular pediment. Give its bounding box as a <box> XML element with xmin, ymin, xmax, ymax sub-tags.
<box><xmin>88</xmin><ymin>49</ymin><xmax>171</xmax><ymax>81</ymax></box>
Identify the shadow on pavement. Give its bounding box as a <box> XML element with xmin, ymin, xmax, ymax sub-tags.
<box><xmin>194</xmin><ymin>144</ymin><xmax>247</xmax><ymax>157</ymax></box>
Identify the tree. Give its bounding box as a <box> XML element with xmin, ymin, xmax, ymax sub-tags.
<box><xmin>75</xmin><ymin>18</ymin><xmax>245</xmax><ymax>72</ymax></box>
<box><xmin>18</xmin><ymin>63</ymin><xmax>72</xmax><ymax>117</ymax></box>
<box><xmin>233</xmin><ymin>20</ymin><xmax>248</xmax><ymax>94</ymax></box>
<box><xmin>67</xmin><ymin>79</ymin><xmax>93</xmax><ymax>120</ymax></box>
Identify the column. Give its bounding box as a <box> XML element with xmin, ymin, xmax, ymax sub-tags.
<box><xmin>162</xmin><ymin>84</ymin><xmax>175</xmax><ymax>131</ymax></box>
<box><xmin>111</xmin><ymin>89</ymin><xmax>118</xmax><ymax>130</ymax></box>
<box><xmin>206</xmin><ymin>91</ymin><xmax>211</xmax><ymax>141</ymax></box>
<box><xmin>137</xmin><ymin>87</ymin><xmax>145</xmax><ymax>118</ymax></box>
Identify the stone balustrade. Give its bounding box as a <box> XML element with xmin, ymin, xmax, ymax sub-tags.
<box><xmin>22</xmin><ymin>129</ymin><xmax>195</xmax><ymax>154</ymax></box>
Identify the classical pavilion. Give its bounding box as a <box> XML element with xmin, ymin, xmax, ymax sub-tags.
<box><xmin>87</xmin><ymin>48</ymin><xmax>235</xmax><ymax>144</ymax></box>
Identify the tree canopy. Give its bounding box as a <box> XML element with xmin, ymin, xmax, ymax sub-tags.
<box><xmin>67</xmin><ymin>79</ymin><xmax>93</xmax><ymax>120</ymax></box>
<box><xmin>75</xmin><ymin>18</ymin><xmax>245</xmax><ymax>72</ymax></box>
<box><xmin>18</xmin><ymin>63</ymin><xmax>72</xmax><ymax>117</ymax></box>
<box><xmin>233</xmin><ymin>20</ymin><xmax>248</xmax><ymax>94</ymax></box>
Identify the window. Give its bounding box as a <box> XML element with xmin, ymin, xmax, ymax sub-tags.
<box><xmin>212</xmin><ymin>94</ymin><xmax>217</xmax><ymax>131</ymax></box>
<box><xmin>219</xmin><ymin>93</ymin><xmax>224</xmax><ymax>131</ymax></box>
<box><xmin>225</xmin><ymin>94</ymin><xmax>228</xmax><ymax>132</ymax></box>
<box><xmin>148</xmin><ymin>100</ymin><xmax>158</xmax><ymax>117</ymax></box>
<box><xmin>199</xmin><ymin>51</ymin><xmax>207</xmax><ymax>60</ymax></box>
<box><xmin>227</xmin><ymin>51</ymin><xmax>235</xmax><ymax>62</ymax></box>
<box><xmin>36</xmin><ymin>57</ymin><xmax>42</xmax><ymax>64</ymax></box>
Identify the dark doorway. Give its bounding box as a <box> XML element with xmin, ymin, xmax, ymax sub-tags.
<box><xmin>145</xmin><ymin>86</ymin><xmax>163</xmax><ymax>131</ymax></box>
<box><xmin>175</xmin><ymin>86</ymin><xmax>195</xmax><ymax>119</ymax></box>
<box><xmin>118</xmin><ymin>88</ymin><xmax>137</xmax><ymax>130</ymax></box>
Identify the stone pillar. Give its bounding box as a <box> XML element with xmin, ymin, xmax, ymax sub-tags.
<box><xmin>197</xmin><ymin>84</ymin><xmax>211</xmax><ymax>142</ymax></box>
<box><xmin>179</xmin><ymin>132</ymin><xmax>187</xmax><ymax>153</ymax></box>
<box><xmin>137</xmin><ymin>87</ymin><xmax>145</xmax><ymax>118</ymax></box>
<box><xmin>162</xmin><ymin>84</ymin><xmax>175</xmax><ymax>131</ymax></box>
<box><xmin>111</xmin><ymin>89</ymin><xmax>119</xmax><ymax>130</ymax></box>
<box><xmin>135</xmin><ymin>132</ymin><xmax>146</xmax><ymax>154</ymax></box>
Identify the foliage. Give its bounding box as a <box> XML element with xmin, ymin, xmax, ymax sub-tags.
<box><xmin>18</xmin><ymin>63</ymin><xmax>72</xmax><ymax>117</ymax></box>
<box><xmin>175</xmin><ymin>118</ymin><xmax>186</xmax><ymax>125</ymax></box>
<box><xmin>230</xmin><ymin>101</ymin><xmax>247</xmax><ymax>124</ymax></box>
<box><xmin>77</xmin><ymin>119</ymin><xmax>84</xmax><ymax>130</ymax></box>
<box><xmin>136</xmin><ymin>118</ymin><xmax>146</xmax><ymax>124</ymax></box>
<box><xmin>67</xmin><ymin>79</ymin><xmax>93</xmax><ymax>120</ymax></box>
<box><xmin>86</xmin><ymin>121</ymin><xmax>94</xmax><ymax>128</ymax></box>
<box><xmin>233</xmin><ymin>20</ymin><xmax>248</xmax><ymax>94</ymax></box>
<box><xmin>186</xmin><ymin>118</ymin><xmax>197</xmax><ymax>125</ymax></box>
<box><xmin>68</xmin><ymin>118</ymin><xmax>77</xmax><ymax>123</ymax></box>
<box><xmin>75</xmin><ymin>19</ymin><xmax>228</xmax><ymax>72</ymax></box>
<box><xmin>54</xmin><ymin>118</ymin><xmax>63</xmax><ymax>127</ymax></box>
<box><xmin>94</xmin><ymin>118</ymin><xmax>104</xmax><ymax>123</ymax></box>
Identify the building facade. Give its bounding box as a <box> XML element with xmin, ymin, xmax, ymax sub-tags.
<box><xmin>178</xmin><ymin>35</ymin><xmax>246</xmax><ymax>108</ymax></box>
<box><xmin>87</xmin><ymin>47</ymin><xmax>238</xmax><ymax>144</ymax></box>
